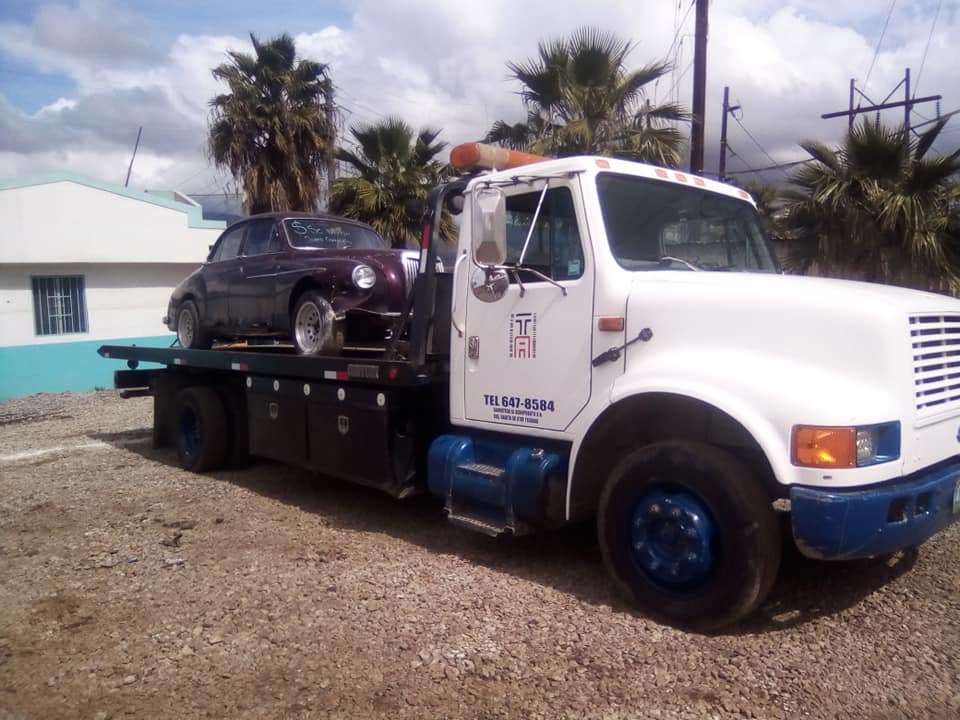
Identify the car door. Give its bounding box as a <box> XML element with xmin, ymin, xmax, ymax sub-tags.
<box><xmin>231</xmin><ymin>218</ymin><xmax>283</xmax><ymax>332</ymax></box>
<box><xmin>461</xmin><ymin>180</ymin><xmax>594</xmax><ymax>432</ymax></box>
<box><xmin>204</xmin><ymin>223</ymin><xmax>245</xmax><ymax>330</ymax></box>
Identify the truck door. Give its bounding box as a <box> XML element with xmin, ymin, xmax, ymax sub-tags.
<box><xmin>462</xmin><ymin>180</ymin><xmax>594</xmax><ymax>432</ymax></box>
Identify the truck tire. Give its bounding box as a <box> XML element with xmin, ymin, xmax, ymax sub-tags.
<box><xmin>174</xmin><ymin>387</ymin><xmax>228</xmax><ymax>472</ymax></box>
<box><xmin>598</xmin><ymin>440</ymin><xmax>780</xmax><ymax>631</ymax></box>
<box><xmin>176</xmin><ymin>300</ymin><xmax>212</xmax><ymax>350</ymax></box>
<box><xmin>292</xmin><ymin>290</ymin><xmax>343</xmax><ymax>356</ymax></box>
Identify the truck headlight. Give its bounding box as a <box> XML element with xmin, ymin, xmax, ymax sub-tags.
<box><xmin>352</xmin><ymin>264</ymin><xmax>376</xmax><ymax>290</ymax></box>
<box><xmin>791</xmin><ymin>422</ymin><xmax>900</xmax><ymax>468</ymax></box>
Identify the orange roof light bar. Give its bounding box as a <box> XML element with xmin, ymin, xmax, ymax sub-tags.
<box><xmin>450</xmin><ymin>142</ymin><xmax>549</xmax><ymax>172</ymax></box>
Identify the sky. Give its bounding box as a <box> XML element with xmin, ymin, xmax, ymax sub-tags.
<box><xmin>0</xmin><ymin>0</ymin><xmax>957</xmax><ymax>197</ymax></box>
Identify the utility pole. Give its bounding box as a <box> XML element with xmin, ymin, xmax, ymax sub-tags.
<box><xmin>718</xmin><ymin>87</ymin><xmax>740</xmax><ymax>180</ymax></box>
<box><xmin>689</xmin><ymin>0</ymin><xmax>708</xmax><ymax>174</ymax></box>
<box><xmin>822</xmin><ymin>68</ymin><xmax>940</xmax><ymax>132</ymax></box>
<box><xmin>124</xmin><ymin>126</ymin><xmax>142</xmax><ymax>188</ymax></box>
<box><xmin>324</xmin><ymin>83</ymin><xmax>337</xmax><ymax>204</ymax></box>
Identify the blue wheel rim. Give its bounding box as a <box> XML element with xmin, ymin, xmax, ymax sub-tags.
<box><xmin>178</xmin><ymin>407</ymin><xmax>200</xmax><ymax>459</ymax></box>
<box><xmin>629</xmin><ymin>488</ymin><xmax>716</xmax><ymax>590</ymax></box>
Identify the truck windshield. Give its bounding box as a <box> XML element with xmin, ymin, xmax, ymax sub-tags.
<box><xmin>284</xmin><ymin>219</ymin><xmax>387</xmax><ymax>250</ymax></box>
<box><xmin>596</xmin><ymin>173</ymin><xmax>777</xmax><ymax>272</ymax></box>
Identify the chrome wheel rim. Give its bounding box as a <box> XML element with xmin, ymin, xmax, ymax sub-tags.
<box><xmin>294</xmin><ymin>301</ymin><xmax>323</xmax><ymax>353</ymax></box>
<box><xmin>177</xmin><ymin>308</ymin><xmax>194</xmax><ymax>347</ymax></box>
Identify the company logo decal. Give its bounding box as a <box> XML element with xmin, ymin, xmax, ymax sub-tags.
<box><xmin>509</xmin><ymin>312</ymin><xmax>537</xmax><ymax>359</ymax></box>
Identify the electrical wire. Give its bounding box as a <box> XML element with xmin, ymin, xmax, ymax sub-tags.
<box><xmin>863</xmin><ymin>0</ymin><xmax>897</xmax><ymax>97</ymax></box>
<box><xmin>724</xmin><ymin>143</ymin><xmax>757</xmax><ymax>176</ymax></box>
<box><xmin>731</xmin><ymin>112</ymin><xmax>790</xmax><ymax>179</ymax></box>
<box><xmin>726</xmin><ymin>159</ymin><xmax>811</xmax><ymax>176</ymax></box>
<box><xmin>913</xmin><ymin>0</ymin><xmax>943</xmax><ymax>99</ymax></box>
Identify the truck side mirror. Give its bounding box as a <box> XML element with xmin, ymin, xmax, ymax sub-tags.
<box><xmin>472</xmin><ymin>188</ymin><xmax>506</xmax><ymax>266</ymax></box>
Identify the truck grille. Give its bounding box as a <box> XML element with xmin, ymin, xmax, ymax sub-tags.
<box><xmin>910</xmin><ymin>313</ymin><xmax>960</xmax><ymax>419</ymax></box>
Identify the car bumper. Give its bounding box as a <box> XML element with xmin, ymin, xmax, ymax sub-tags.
<box><xmin>791</xmin><ymin>460</ymin><xmax>960</xmax><ymax>560</ymax></box>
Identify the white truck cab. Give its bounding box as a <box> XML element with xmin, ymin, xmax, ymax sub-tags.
<box><xmin>429</xmin><ymin>145</ymin><xmax>960</xmax><ymax>628</ymax></box>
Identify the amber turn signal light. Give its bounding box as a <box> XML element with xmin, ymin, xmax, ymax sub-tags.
<box><xmin>791</xmin><ymin>426</ymin><xmax>857</xmax><ymax>468</ymax></box>
<box><xmin>598</xmin><ymin>317</ymin><xmax>625</xmax><ymax>332</ymax></box>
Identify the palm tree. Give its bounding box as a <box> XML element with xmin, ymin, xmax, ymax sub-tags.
<box><xmin>783</xmin><ymin>119</ymin><xmax>960</xmax><ymax>291</ymax></box>
<box><xmin>329</xmin><ymin>118</ymin><xmax>454</xmax><ymax>249</ymax></box>
<box><xmin>484</xmin><ymin>27</ymin><xmax>688</xmax><ymax>165</ymax></box>
<box><xmin>209</xmin><ymin>33</ymin><xmax>334</xmax><ymax>214</ymax></box>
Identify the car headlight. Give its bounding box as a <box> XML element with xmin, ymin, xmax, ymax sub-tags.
<box><xmin>791</xmin><ymin>422</ymin><xmax>901</xmax><ymax>468</ymax></box>
<box><xmin>352</xmin><ymin>264</ymin><xmax>376</xmax><ymax>290</ymax></box>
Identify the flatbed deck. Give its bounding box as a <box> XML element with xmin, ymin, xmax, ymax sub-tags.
<box><xmin>98</xmin><ymin>344</ymin><xmax>436</xmax><ymax>387</ymax></box>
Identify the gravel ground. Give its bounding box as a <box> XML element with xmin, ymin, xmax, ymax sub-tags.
<box><xmin>0</xmin><ymin>391</ymin><xmax>958</xmax><ymax>720</ymax></box>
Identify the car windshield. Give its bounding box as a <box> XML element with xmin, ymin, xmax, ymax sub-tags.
<box><xmin>284</xmin><ymin>218</ymin><xmax>387</xmax><ymax>250</ymax></box>
<box><xmin>596</xmin><ymin>173</ymin><xmax>777</xmax><ymax>272</ymax></box>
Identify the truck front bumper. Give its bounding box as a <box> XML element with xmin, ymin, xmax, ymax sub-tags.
<box><xmin>791</xmin><ymin>460</ymin><xmax>960</xmax><ymax>560</ymax></box>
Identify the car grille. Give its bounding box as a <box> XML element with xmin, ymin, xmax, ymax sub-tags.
<box><xmin>400</xmin><ymin>252</ymin><xmax>445</xmax><ymax>297</ymax></box>
<box><xmin>910</xmin><ymin>313</ymin><xmax>960</xmax><ymax>419</ymax></box>
<box><xmin>401</xmin><ymin>252</ymin><xmax>419</xmax><ymax>297</ymax></box>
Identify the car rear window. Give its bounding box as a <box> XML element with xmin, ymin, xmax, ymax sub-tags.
<box><xmin>284</xmin><ymin>219</ymin><xmax>387</xmax><ymax>250</ymax></box>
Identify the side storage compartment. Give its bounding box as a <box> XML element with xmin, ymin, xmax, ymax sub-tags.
<box><xmin>305</xmin><ymin>384</ymin><xmax>414</xmax><ymax>495</ymax></box>
<box><xmin>245</xmin><ymin>376</ymin><xmax>421</xmax><ymax>497</ymax></box>
<box><xmin>247</xmin><ymin>377</ymin><xmax>309</xmax><ymax>464</ymax></box>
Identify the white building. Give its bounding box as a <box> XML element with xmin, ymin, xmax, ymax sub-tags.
<box><xmin>0</xmin><ymin>173</ymin><xmax>226</xmax><ymax>402</ymax></box>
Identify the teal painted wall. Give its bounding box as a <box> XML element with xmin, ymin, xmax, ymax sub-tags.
<box><xmin>0</xmin><ymin>335</ymin><xmax>174</xmax><ymax>402</ymax></box>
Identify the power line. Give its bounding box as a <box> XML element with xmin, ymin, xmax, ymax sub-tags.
<box><xmin>731</xmin><ymin>112</ymin><xmax>790</xmax><ymax>179</ymax></box>
<box><xmin>863</xmin><ymin>0</ymin><xmax>897</xmax><ymax>97</ymax></box>
<box><xmin>724</xmin><ymin>143</ymin><xmax>757</xmax><ymax>176</ymax></box>
<box><xmin>726</xmin><ymin>159</ymin><xmax>811</xmax><ymax>176</ymax></box>
<box><xmin>913</xmin><ymin>0</ymin><xmax>943</xmax><ymax>99</ymax></box>
<box><xmin>664</xmin><ymin>59</ymin><xmax>694</xmax><ymax>101</ymax></box>
<box><xmin>664</xmin><ymin>0</ymin><xmax>695</xmax><ymax>69</ymax></box>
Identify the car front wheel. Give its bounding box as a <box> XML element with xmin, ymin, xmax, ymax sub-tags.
<box><xmin>176</xmin><ymin>300</ymin><xmax>212</xmax><ymax>350</ymax></box>
<box><xmin>292</xmin><ymin>290</ymin><xmax>342</xmax><ymax>356</ymax></box>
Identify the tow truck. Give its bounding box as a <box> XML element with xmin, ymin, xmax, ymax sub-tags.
<box><xmin>101</xmin><ymin>143</ymin><xmax>960</xmax><ymax>629</ymax></box>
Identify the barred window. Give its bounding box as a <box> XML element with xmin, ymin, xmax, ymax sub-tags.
<box><xmin>32</xmin><ymin>275</ymin><xmax>88</xmax><ymax>336</ymax></box>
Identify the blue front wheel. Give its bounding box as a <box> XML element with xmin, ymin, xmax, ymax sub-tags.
<box><xmin>598</xmin><ymin>440</ymin><xmax>781</xmax><ymax>631</ymax></box>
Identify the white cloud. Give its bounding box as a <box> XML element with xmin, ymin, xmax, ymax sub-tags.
<box><xmin>0</xmin><ymin>0</ymin><xmax>957</xmax><ymax>194</ymax></box>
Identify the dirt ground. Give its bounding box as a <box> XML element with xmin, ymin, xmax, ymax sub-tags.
<box><xmin>0</xmin><ymin>391</ymin><xmax>958</xmax><ymax>720</ymax></box>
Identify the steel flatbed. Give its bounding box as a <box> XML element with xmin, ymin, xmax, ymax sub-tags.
<box><xmin>97</xmin><ymin>344</ymin><xmax>436</xmax><ymax>387</ymax></box>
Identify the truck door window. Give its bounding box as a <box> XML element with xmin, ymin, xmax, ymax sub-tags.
<box><xmin>212</xmin><ymin>225</ymin><xmax>244</xmax><ymax>262</ymax></box>
<box><xmin>505</xmin><ymin>187</ymin><xmax>584</xmax><ymax>281</ymax></box>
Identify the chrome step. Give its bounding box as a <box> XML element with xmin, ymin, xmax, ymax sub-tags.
<box><xmin>456</xmin><ymin>462</ymin><xmax>505</xmax><ymax>478</ymax></box>
<box><xmin>447</xmin><ymin>512</ymin><xmax>507</xmax><ymax>537</ymax></box>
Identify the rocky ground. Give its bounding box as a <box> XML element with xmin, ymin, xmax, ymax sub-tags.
<box><xmin>0</xmin><ymin>391</ymin><xmax>958</xmax><ymax>719</ymax></box>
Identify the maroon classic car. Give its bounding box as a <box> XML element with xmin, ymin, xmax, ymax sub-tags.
<box><xmin>166</xmin><ymin>212</ymin><xmax>423</xmax><ymax>355</ymax></box>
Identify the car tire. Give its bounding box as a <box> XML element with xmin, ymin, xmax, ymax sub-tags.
<box><xmin>176</xmin><ymin>300</ymin><xmax>212</xmax><ymax>350</ymax></box>
<box><xmin>292</xmin><ymin>290</ymin><xmax>343</xmax><ymax>356</ymax></box>
<box><xmin>598</xmin><ymin>440</ymin><xmax>781</xmax><ymax>631</ymax></box>
<box><xmin>174</xmin><ymin>386</ymin><xmax>228</xmax><ymax>472</ymax></box>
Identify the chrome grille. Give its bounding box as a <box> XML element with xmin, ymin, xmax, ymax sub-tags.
<box><xmin>910</xmin><ymin>313</ymin><xmax>960</xmax><ymax>419</ymax></box>
<box><xmin>401</xmin><ymin>252</ymin><xmax>419</xmax><ymax>297</ymax></box>
<box><xmin>400</xmin><ymin>251</ymin><xmax>445</xmax><ymax>297</ymax></box>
